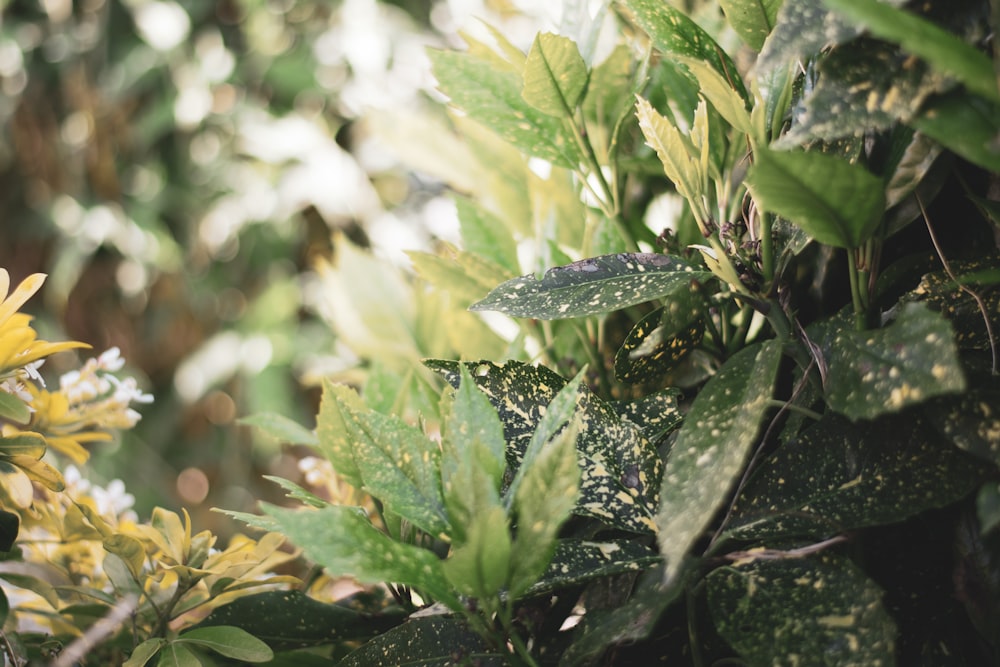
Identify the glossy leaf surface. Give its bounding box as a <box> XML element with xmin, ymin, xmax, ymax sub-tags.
<box><xmin>657</xmin><ymin>339</ymin><xmax>783</xmax><ymax>581</ymax></box>
<box><xmin>708</xmin><ymin>552</ymin><xmax>896</xmax><ymax>665</ymax></box>
<box><xmin>470</xmin><ymin>253</ymin><xmax>708</xmax><ymax>319</ymax></box>
<box><xmin>337</xmin><ymin>616</ymin><xmax>503</xmax><ymax>667</ymax></box>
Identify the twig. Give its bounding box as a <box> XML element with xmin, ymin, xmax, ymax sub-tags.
<box><xmin>917</xmin><ymin>193</ymin><xmax>998</xmax><ymax>375</ymax></box>
<box><xmin>50</xmin><ymin>594</ymin><xmax>138</xmax><ymax>667</ymax></box>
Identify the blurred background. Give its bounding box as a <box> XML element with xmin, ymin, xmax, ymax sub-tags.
<box><xmin>0</xmin><ymin>0</ymin><xmax>565</xmax><ymax>535</ymax></box>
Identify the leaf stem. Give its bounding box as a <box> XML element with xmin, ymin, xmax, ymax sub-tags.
<box><xmin>846</xmin><ymin>249</ymin><xmax>867</xmax><ymax>331</ymax></box>
<box><xmin>759</xmin><ymin>210</ymin><xmax>775</xmax><ymax>285</ymax></box>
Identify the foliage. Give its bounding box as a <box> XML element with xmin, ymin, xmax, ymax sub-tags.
<box><xmin>225</xmin><ymin>0</ymin><xmax>1000</xmax><ymax>664</ymax></box>
<box><xmin>0</xmin><ymin>0</ymin><xmax>998</xmax><ymax>665</ymax></box>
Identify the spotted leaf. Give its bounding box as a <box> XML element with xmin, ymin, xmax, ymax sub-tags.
<box><xmin>614</xmin><ymin>282</ymin><xmax>705</xmax><ymax>384</ymax></box>
<box><xmin>526</xmin><ymin>539</ymin><xmax>661</xmax><ymax>597</ymax></box>
<box><xmin>900</xmin><ymin>257</ymin><xmax>1000</xmax><ymax>352</ymax></box>
<box><xmin>927</xmin><ymin>385</ymin><xmax>1000</xmax><ymax>468</ymax></box>
<box><xmin>427</xmin><ymin>360</ymin><xmax>663</xmax><ymax>533</ymax></box>
<box><xmin>317</xmin><ymin>381</ymin><xmax>449</xmax><ymax>538</ymax></box>
<box><xmin>720</xmin><ymin>413</ymin><xmax>989</xmax><ymax>545</ymax></box>
<box><xmin>720</xmin><ymin>0</ymin><xmax>781</xmax><ymax>51</ymax></box>
<box><xmin>612</xmin><ymin>389</ymin><xmax>684</xmax><ymax>444</ymax></box>
<box><xmin>707</xmin><ymin>552</ymin><xmax>896</xmax><ymax>666</ymax></box>
<box><xmin>470</xmin><ymin>253</ymin><xmax>709</xmax><ymax>319</ymax></box>
<box><xmin>657</xmin><ymin>339</ymin><xmax>783</xmax><ymax>581</ymax></box>
<box><xmin>261</xmin><ymin>504</ymin><xmax>459</xmax><ymax>610</ymax></box>
<box><xmin>337</xmin><ymin>616</ymin><xmax>503</xmax><ymax>667</ymax></box>
<box><xmin>825</xmin><ymin>302</ymin><xmax>965</xmax><ymax>421</ymax></box>
<box><xmin>625</xmin><ymin>0</ymin><xmax>749</xmax><ymax>103</ymax></box>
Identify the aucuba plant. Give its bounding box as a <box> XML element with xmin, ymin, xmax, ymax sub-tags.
<box><xmin>224</xmin><ymin>0</ymin><xmax>1000</xmax><ymax>665</ymax></box>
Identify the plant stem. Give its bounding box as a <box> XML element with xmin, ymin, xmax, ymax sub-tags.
<box><xmin>765</xmin><ymin>399</ymin><xmax>822</xmax><ymax>421</ymax></box>
<box><xmin>846</xmin><ymin>249</ymin><xmax>867</xmax><ymax>331</ymax></box>
<box><xmin>759</xmin><ymin>210</ymin><xmax>775</xmax><ymax>285</ymax></box>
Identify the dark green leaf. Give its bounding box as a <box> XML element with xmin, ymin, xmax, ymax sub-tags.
<box><xmin>525</xmin><ymin>539</ymin><xmax>661</xmax><ymax>597</ymax></box>
<box><xmin>177</xmin><ymin>626</ymin><xmax>273</xmax><ymax>662</ymax></box>
<box><xmin>428</xmin><ymin>360</ymin><xmax>663</xmax><ymax>533</ymax></box>
<box><xmin>757</xmin><ymin>0</ymin><xmax>869</xmax><ymax>72</ymax></box>
<box><xmin>825</xmin><ymin>303</ymin><xmax>965</xmax><ymax>420</ymax></box>
<box><xmin>614</xmin><ymin>283</ymin><xmax>705</xmax><ymax>384</ymax></box>
<box><xmin>707</xmin><ymin>552</ymin><xmax>896</xmax><ymax>665</ymax></box>
<box><xmin>901</xmin><ymin>257</ymin><xmax>1000</xmax><ymax>351</ymax></box>
<box><xmin>470</xmin><ymin>253</ymin><xmax>709</xmax><ymax>319</ymax></box>
<box><xmin>778</xmin><ymin>39</ymin><xmax>952</xmax><ymax>146</ymax></box>
<box><xmin>262</xmin><ymin>504</ymin><xmax>458</xmax><ymax>609</ymax></box>
<box><xmin>625</xmin><ymin>0</ymin><xmax>749</xmax><ymax>103</ymax></box>
<box><xmin>193</xmin><ymin>590</ymin><xmax>405</xmax><ymax>651</ymax></box>
<box><xmin>238</xmin><ymin>412</ymin><xmax>317</xmax><ymax>447</ymax></box>
<box><xmin>522</xmin><ymin>32</ymin><xmax>589</xmax><ymax>116</ymax></box>
<box><xmin>911</xmin><ymin>93</ymin><xmax>1000</xmax><ymax>172</ymax></box>
<box><xmin>746</xmin><ymin>147</ymin><xmax>886</xmax><ymax>249</ymax></box>
<box><xmin>429</xmin><ymin>49</ymin><xmax>581</xmax><ymax>168</ymax></box>
<box><xmin>0</xmin><ymin>391</ymin><xmax>30</xmax><ymax>425</ymax></box>
<box><xmin>336</xmin><ymin>616</ymin><xmax>503</xmax><ymax>667</ymax></box>
<box><xmin>0</xmin><ymin>510</ymin><xmax>17</xmax><ymax>551</ymax></box>
<box><xmin>927</xmin><ymin>386</ymin><xmax>1000</xmax><ymax>467</ymax></box>
<box><xmin>657</xmin><ymin>339</ymin><xmax>783</xmax><ymax>581</ymax></box>
<box><xmin>720</xmin><ymin>0</ymin><xmax>781</xmax><ymax>51</ymax></box>
<box><xmin>611</xmin><ymin>389</ymin><xmax>684</xmax><ymax>444</ymax></box>
<box><xmin>722</xmin><ymin>413</ymin><xmax>988</xmax><ymax>544</ymax></box>
<box><xmin>825</xmin><ymin>0</ymin><xmax>1000</xmax><ymax>104</ymax></box>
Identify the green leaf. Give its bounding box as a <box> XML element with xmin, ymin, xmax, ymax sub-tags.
<box><xmin>0</xmin><ymin>432</ymin><xmax>46</xmax><ymax>458</ymax></box>
<box><xmin>525</xmin><ymin>539</ymin><xmax>661</xmax><ymax>597</ymax></box>
<box><xmin>443</xmin><ymin>505</ymin><xmax>512</xmax><ymax>599</ymax></box>
<box><xmin>721</xmin><ymin>413</ymin><xmax>988</xmax><ymax>544</ymax></box>
<box><xmin>612</xmin><ymin>389</ymin><xmax>685</xmax><ymax>443</ymax></box>
<box><xmin>522</xmin><ymin>32</ymin><xmax>589</xmax><ymax>116</ymax></box>
<box><xmin>825</xmin><ymin>303</ymin><xmax>965</xmax><ymax>420</ymax></box>
<box><xmin>262</xmin><ymin>504</ymin><xmax>458</xmax><ymax>609</ymax></box>
<box><xmin>745</xmin><ymin>147</ymin><xmax>886</xmax><ymax>249</ymax></box>
<box><xmin>583</xmin><ymin>44</ymin><xmax>636</xmax><ymax>127</ymax></box>
<box><xmin>124</xmin><ymin>638</ymin><xmax>168</xmax><ymax>667</ymax></box>
<box><xmin>409</xmin><ymin>244</ymin><xmax>514</xmax><ymax>308</ymax></box>
<box><xmin>316</xmin><ymin>380</ymin><xmax>366</xmax><ymax>488</ymax></box>
<box><xmin>677</xmin><ymin>57</ymin><xmax>753</xmax><ymax>136</ymax></box>
<box><xmin>625</xmin><ymin>0</ymin><xmax>749</xmax><ymax>103</ymax></box>
<box><xmin>337</xmin><ymin>616</ymin><xmax>503</xmax><ymax>667</ymax></box>
<box><xmin>261</xmin><ymin>475</ymin><xmax>329</xmax><ymax>509</ymax></box>
<box><xmin>901</xmin><ymin>257</ymin><xmax>1000</xmax><ymax>351</ymax></box>
<box><xmin>238</xmin><ymin>412</ymin><xmax>317</xmax><ymax>447</ymax></box>
<box><xmin>321</xmin><ymin>383</ymin><xmax>449</xmax><ymax>537</ymax></box>
<box><xmin>429</xmin><ymin>49</ymin><xmax>581</xmax><ymax>168</ymax></box>
<box><xmin>927</xmin><ymin>386</ymin><xmax>1000</xmax><ymax>467</ymax></box>
<box><xmin>778</xmin><ymin>39</ymin><xmax>953</xmax><ymax>147</ymax></box>
<box><xmin>454</xmin><ymin>197</ymin><xmax>519</xmax><ymax>275</ymax></box>
<box><xmin>657</xmin><ymin>339</ymin><xmax>783</xmax><ymax>581</ymax></box>
<box><xmin>824</xmin><ymin>0</ymin><xmax>1000</xmax><ymax>104</ymax></box>
<box><xmin>470</xmin><ymin>252</ymin><xmax>709</xmax><ymax>319</ymax></box>
<box><xmin>911</xmin><ymin>93</ymin><xmax>1000</xmax><ymax>173</ymax></box>
<box><xmin>757</xmin><ymin>0</ymin><xmax>867</xmax><ymax>73</ymax></box>
<box><xmin>614</xmin><ymin>283</ymin><xmax>705</xmax><ymax>384</ymax></box>
<box><xmin>193</xmin><ymin>590</ymin><xmax>405</xmax><ymax>651</ymax></box>
<box><xmin>428</xmin><ymin>360</ymin><xmax>663</xmax><ymax>533</ymax></box>
<box><xmin>154</xmin><ymin>643</ymin><xmax>202</xmax><ymax>667</ymax></box>
<box><xmin>707</xmin><ymin>552</ymin><xmax>896</xmax><ymax>665</ymax></box>
<box><xmin>508</xmin><ymin>414</ymin><xmax>581</xmax><ymax>598</ymax></box>
<box><xmin>720</xmin><ymin>0</ymin><xmax>781</xmax><ymax>51</ymax></box>
<box><xmin>0</xmin><ymin>391</ymin><xmax>30</xmax><ymax>425</ymax></box>
<box><xmin>177</xmin><ymin>626</ymin><xmax>273</xmax><ymax>662</ymax></box>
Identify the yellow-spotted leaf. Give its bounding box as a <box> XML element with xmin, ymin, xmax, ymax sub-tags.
<box><xmin>657</xmin><ymin>339</ymin><xmax>783</xmax><ymax>581</ymax></box>
<box><xmin>522</xmin><ymin>32</ymin><xmax>589</xmax><ymax>116</ymax></box>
